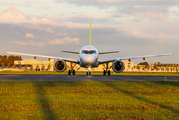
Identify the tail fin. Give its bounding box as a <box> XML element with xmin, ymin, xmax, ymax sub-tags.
<box><xmin>89</xmin><ymin>20</ymin><xmax>91</xmax><ymax>45</ymax></box>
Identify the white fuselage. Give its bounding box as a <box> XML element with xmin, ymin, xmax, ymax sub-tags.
<box><xmin>79</xmin><ymin>45</ymin><xmax>99</xmax><ymax>68</ymax></box>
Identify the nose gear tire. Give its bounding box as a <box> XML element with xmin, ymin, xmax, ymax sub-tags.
<box><xmin>103</xmin><ymin>70</ymin><xmax>106</xmax><ymax>75</ymax></box>
<box><xmin>68</xmin><ymin>70</ymin><xmax>71</xmax><ymax>75</ymax></box>
<box><xmin>108</xmin><ymin>70</ymin><xmax>110</xmax><ymax>76</ymax></box>
<box><xmin>73</xmin><ymin>70</ymin><xmax>75</xmax><ymax>75</ymax></box>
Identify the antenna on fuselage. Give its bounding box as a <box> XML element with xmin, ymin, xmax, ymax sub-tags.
<box><xmin>89</xmin><ymin>20</ymin><xmax>91</xmax><ymax>46</ymax></box>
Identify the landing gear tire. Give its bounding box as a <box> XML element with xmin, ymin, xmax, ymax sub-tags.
<box><xmin>72</xmin><ymin>70</ymin><xmax>75</xmax><ymax>75</ymax></box>
<box><xmin>86</xmin><ymin>72</ymin><xmax>91</xmax><ymax>75</ymax></box>
<box><xmin>103</xmin><ymin>70</ymin><xmax>106</xmax><ymax>75</ymax></box>
<box><xmin>108</xmin><ymin>70</ymin><xmax>110</xmax><ymax>76</ymax></box>
<box><xmin>68</xmin><ymin>70</ymin><xmax>71</xmax><ymax>75</ymax></box>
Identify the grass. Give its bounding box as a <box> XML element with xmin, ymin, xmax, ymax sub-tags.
<box><xmin>0</xmin><ymin>81</ymin><xmax>179</xmax><ymax>119</ymax></box>
<box><xmin>1</xmin><ymin>71</ymin><xmax>179</xmax><ymax>76</ymax></box>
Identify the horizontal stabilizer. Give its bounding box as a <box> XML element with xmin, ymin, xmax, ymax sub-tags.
<box><xmin>61</xmin><ymin>51</ymin><xmax>79</xmax><ymax>54</ymax></box>
<box><xmin>99</xmin><ymin>51</ymin><xmax>119</xmax><ymax>55</ymax></box>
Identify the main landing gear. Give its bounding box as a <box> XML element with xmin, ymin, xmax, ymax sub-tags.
<box><xmin>68</xmin><ymin>62</ymin><xmax>76</xmax><ymax>75</ymax></box>
<box><xmin>103</xmin><ymin>63</ymin><xmax>111</xmax><ymax>76</ymax></box>
<box><xmin>103</xmin><ymin>70</ymin><xmax>110</xmax><ymax>76</ymax></box>
<box><xmin>68</xmin><ymin>70</ymin><xmax>75</xmax><ymax>75</ymax></box>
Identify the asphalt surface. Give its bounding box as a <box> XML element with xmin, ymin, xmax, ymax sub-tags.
<box><xmin>0</xmin><ymin>75</ymin><xmax>179</xmax><ymax>81</ymax></box>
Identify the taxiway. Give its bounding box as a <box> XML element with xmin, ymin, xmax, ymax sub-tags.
<box><xmin>0</xmin><ymin>75</ymin><xmax>179</xmax><ymax>81</ymax></box>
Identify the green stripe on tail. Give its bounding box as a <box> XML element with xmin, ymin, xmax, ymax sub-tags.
<box><xmin>0</xmin><ymin>46</ymin><xmax>7</xmax><ymax>53</ymax></box>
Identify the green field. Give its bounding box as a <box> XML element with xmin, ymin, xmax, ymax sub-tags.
<box><xmin>1</xmin><ymin>71</ymin><xmax>179</xmax><ymax>76</ymax></box>
<box><xmin>0</xmin><ymin>81</ymin><xmax>179</xmax><ymax>119</ymax></box>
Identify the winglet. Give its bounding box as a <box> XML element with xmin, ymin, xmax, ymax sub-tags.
<box><xmin>174</xmin><ymin>48</ymin><xmax>179</xmax><ymax>54</ymax></box>
<box><xmin>89</xmin><ymin>20</ymin><xmax>91</xmax><ymax>45</ymax></box>
<box><xmin>0</xmin><ymin>46</ymin><xmax>7</xmax><ymax>53</ymax></box>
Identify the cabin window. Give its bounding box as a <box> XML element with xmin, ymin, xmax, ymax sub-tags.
<box><xmin>81</xmin><ymin>50</ymin><xmax>97</xmax><ymax>54</ymax></box>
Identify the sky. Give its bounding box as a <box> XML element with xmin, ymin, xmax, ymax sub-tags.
<box><xmin>0</xmin><ymin>0</ymin><xmax>179</xmax><ymax>64</ymax></box>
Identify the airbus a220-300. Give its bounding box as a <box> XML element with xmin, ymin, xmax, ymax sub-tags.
<box><xmin>1</xmin><ymin>21</ymin><xmax>178</xmax><ymax>75</ymax></box>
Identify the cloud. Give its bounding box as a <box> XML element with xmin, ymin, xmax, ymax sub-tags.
<box><xmin>96</xmin><ymin>0</ymin><xmax>120</xmax><ymax>3</ymax></box>
<box><xmin>171</xmin><ymin>24</ymin><xmax>179</xmax><ymax>28</ymax></box>
<box><xmin>49</xmin><ymin>37</ymin><xmax>80</xmax><ymax>44</ymax></box>
<box><xmin>25</xmin><ymin>33</ymin><xmax>35</xmax><ymax>38</ymax></box>
<box><xmin>0</xmin><ymin>5</ymin><xmax>26</xmax><ymax>23</ymax></box>
<box><xmin>53</xmin><ymin>0</ymin><xmax>121</xmax><ymax>4</ymax></box>
<box><xmin>13</xmin><ymin>41</ymin><xmax>44</xmax><ymax>47</ymax></box>
<box><xmin>132</xmin><ymin>12</ymin><xmax>164</xmax><ymax>20</ymax></box>
<box><xmin>53</xmin><ymin>0</ymin><xmax>177</xmax><ymax>6</ymax></box>
<box><xmin>57</xmin><ymin>33</ymin><xmax>68</xmax><ymax>36</ymax></box>
<box><xmin>0</xmin><ymin>2</ymin><xmax>33</xmax><ymax>7</ymax></box>
<box><xmin>128</xmin><ymin>28</ymin><xmax>179</xmax><ymax>40</ymax></box>
<box><xmin>45</xmin><ymin>28</ymin><xmax>55</xmax><ymax>33</ymax></box>
<box><xmin>158</xmin><ymin>33</ymin><xmax>179</xmax><ymax>39</ymax></box>
<box><xmin>122</xmin><ymin>27</ymin><xmax>179</xmax><ymax>48</ymax></box>
<box><xmin>0</xmin><ymin>6</ymin><xmax>116</xmax><ymax>30</ymax></box>
<box><xmin>0</xmin><ymin>6</ymin><xmax>59</xmax><ymax>25</ymax></box>
<box><xmin>24</xmin><ymin>24</ymin><xmax>43</xmax><ymax>31</ymax></box>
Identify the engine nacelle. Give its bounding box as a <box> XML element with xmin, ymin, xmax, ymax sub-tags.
<box><xmin>54</xmin><ymin>60</ymin><xmax>66</xmax><ymax>72</ymax></box>
<box><xmin>112</xmin><ymin>60</ymin><xmax>125</xmax><ymax>73</ymax></box>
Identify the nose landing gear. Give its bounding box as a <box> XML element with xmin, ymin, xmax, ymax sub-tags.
<box><xmin>86</xmin><ymin>66</ymin><xmax>91</xmax><ymax>75</ymax></box>
<box><xmin>86</xmin><ymin>71</ymin><xmax>91</xmax><ymax>75</ymax></box>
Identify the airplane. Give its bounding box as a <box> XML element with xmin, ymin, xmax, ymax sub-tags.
<box><xmin>1</xmin><ymin>21</ymin><xmax>179</xmax><ymax>75</ymax></box>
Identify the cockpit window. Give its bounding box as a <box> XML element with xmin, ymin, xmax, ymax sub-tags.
<box><xmin>81</xmin><ymin>50</ymin><xmax>97</xmax><ymax>54</ymax></box>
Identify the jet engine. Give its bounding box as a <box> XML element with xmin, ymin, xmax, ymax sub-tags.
<box><xmin>112</xmin><ymin>60</ymin><xmax>125</xmax><ymax>73</ymax></box>
<box><xmin>54</xmin><ymin>60</ymin><xmax>66</xmax><ymax>72</ymax></box>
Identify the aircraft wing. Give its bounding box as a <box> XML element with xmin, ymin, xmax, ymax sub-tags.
<box><xmin>99</xmin><ymin>51</ymin><xmax>119</xmax><ymax>54</ymax></box>
<box><xmin>61</xmin><ymin>51</ymin><xmax>79</xmax><ymax>54</ymax></box>
<box><xmin>0</xmin><ymin>47</ymin><xmax>79</xmax><ymax>63</ymax></box>
<box><xmin>99</xmin><ymin>49</ymin><xmax>179</xmax><ymax>64</ymax></box>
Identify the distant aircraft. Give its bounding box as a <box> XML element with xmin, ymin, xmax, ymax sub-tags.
<box><xmin>1</xmin><ymin>21</ymin><xmax>178</xmax><ymax>75</ymax></box>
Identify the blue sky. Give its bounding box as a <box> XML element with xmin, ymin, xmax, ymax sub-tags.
<box><xmin>0</xmin><ymin>0</ymin><xmax>179</xmax><ymax>64</ymax></box>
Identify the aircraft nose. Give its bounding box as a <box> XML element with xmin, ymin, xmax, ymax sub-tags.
<box><xmin>83</xmin><ymin>57</ymin><xmax>95</xmax><ymax>64</ymax></box>
<box><xmin>84</xmin><ymin>59</ymin><xmax>93</xmax><ymax>64</ymax></box>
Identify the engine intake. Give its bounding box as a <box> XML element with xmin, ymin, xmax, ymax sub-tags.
<box><xmin>54</xmin><ymin>60</ymin><xmax>66</xmax><ymax>72</ymax></box>
<box><xmin>112</xmin><ymin>60</ymin><xmax>125</xmax><ymax>73</ymax></box>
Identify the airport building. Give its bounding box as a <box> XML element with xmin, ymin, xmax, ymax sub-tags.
<box><xmin>1</xmin><ymin>58</ymin><xmax>179</xmax><ymax>72</ymax></box>
<box><xmin>13</xmin><ymin>59</ymin><xmax>134</xmax><ymax>71</ymax></box>
<box><xmin>14</xmin><ymin>59</ymin><xmax>54</xmax><ymax>71</ymax></box>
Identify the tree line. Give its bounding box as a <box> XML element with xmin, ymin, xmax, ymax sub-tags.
<box><xmin>0</xmin><ymin>55</ymin><xmax>22</xmax><ymax>64</ymax></box>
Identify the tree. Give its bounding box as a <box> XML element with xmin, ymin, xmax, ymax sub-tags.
<box><xmin>138</xmin><ymin>62</ymin><xmax>149</xmax><ymax>66</ymax></box>
<box><xmin>3</xmin><ymin>55</ymin><xmax>8</xmax><ymax>64</ymax></box>
<box><xmin>41</xmin><ymin>64</ymin><xmax>45</xmax><ymax>71</ymax></box>
<box><xmin>7</xmin><ymin>63</ymin><xmax>11</xmax><ymax>68</ymax></box>
<box><xmin>24</xmin><ymin>64</ymin><xmax>29</xmax><ymax>70</ymax></box>
<box><xmin>12</xmin><ymin>64</ymin><xmax>17</xmax><ymax>68</ymax></box>
<box><xmin>30</xmin><ymin>65</ymin><xmax>33</xmax><ymax>70</ymax></box>
<box><xmin>48</xmin><ymin>64</ymin><xmax>51</xmax><ymax>71</ymax></box>
<box><xmin>18</xmin><ymin>63</ymin><xmax>22</xmax><ymax>68</ymax></box>
<box><xmin>0</xmin><ymin>55</ymin><xmax>22</xmax><ymax>65</ymax></box>
<box><xmin>36</xmin><ymin>64</ymin><xmax>40</xmax><ymax>71</ymax></box>
<box><xmin>1</xmin><ymin>63</ymin><xmax>6</xmax><ymax>68</ymax></box>
<box><xmin>146</xmin><ymin>66</ymin><xmax>150</xmax><ymax>70</ymax></box>
<box><xmin>154</xmin><ymin>61</ymin><xmax>161</xmax><ymax>65</ymax></box>
<box><xmin>137</xmin><ymin>66</ymin><xmax>140</xmax><ymax>71</ymax></box>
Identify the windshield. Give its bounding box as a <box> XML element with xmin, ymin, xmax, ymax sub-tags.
<box><xmin>81</xmin><ymin>50</ymin><xmax>97</xmax><ymax>54</ymax></box>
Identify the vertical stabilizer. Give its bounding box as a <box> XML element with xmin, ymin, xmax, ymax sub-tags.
<box><xmin>89</xmin><ymin>20</ymin><xmax>91</xmax><ymax>45</ymax></box>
